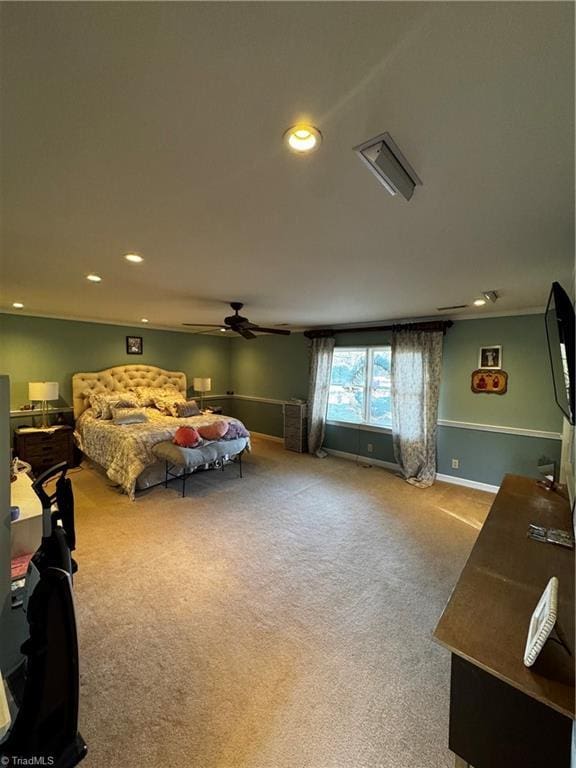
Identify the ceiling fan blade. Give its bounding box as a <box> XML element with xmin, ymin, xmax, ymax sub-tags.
<box><xmin>250</xmin><ymin>326</ymin><xmax>291</xmax><ymax>336</ymax></box>
<box><xmin>186</xmin><ymin>328</ymin><xmax>228</xmax><ymax>336</ymax></box>
<box><xmin>182</xmin><ymin>323</ymin><xmax>224</xmax><ymax>327</ymax></box>
<box><xmin>237</xmin><ymin>328</ymin><xmax>257</xmax><ymax>339</ymax></box>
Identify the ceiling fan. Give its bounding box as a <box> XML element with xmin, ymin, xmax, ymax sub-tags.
<box><xmin>183</xmin><ymin>302</ymin><xmax>291</xmax><ymax>340</ymax></box>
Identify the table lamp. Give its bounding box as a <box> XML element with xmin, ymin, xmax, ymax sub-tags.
<box><xmin>29</xmin><ymin>381</ymin><xmax>59</xmax><ymax>427</ymax></box>
<box><xmin>193</xmin><ymin>377</ymin><xmax>211</xmax><ymax>411</ymax></box>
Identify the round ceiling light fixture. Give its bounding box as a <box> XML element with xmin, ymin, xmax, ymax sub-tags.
<box><xmin>125</xmin><ymin>253</ymin><xmax>143</xmax><ymax>263</ymax></box>
<box><xmin>284</xmin><ymin>124</ymin><xmax>322</xmax><ymax>154</ymax></box>
<box><xmin>473</xmin><ymin>298</ymin><xmax>486</xmax><ymax>306</ymax></box>
<box><xmin>141</xmin><ymin>318</ymin><xmax>149</xmax><ymax>323</ymax></box>
<box><xmin>12</xmin><ymin>302</ymin><xmax>24</xmax><ymax>309</ymax></box>
<box><xmin>86</xmin><ymin>273</ymin><xmax>102</xmax><ymax>283</ymax></box>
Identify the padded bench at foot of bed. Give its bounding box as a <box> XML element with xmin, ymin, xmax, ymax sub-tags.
<box><xmin>152</xmin><ymin>437</ymin><xmax>247</xmax><ymax>496</ymax></box>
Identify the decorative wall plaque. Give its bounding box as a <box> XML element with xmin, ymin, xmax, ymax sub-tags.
<box><xmin>471</xmin><ymin>369</ymin><xmax>508</xmax><ymax>394</ymax></box>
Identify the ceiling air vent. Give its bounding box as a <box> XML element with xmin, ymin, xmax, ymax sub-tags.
<box><xmin>436</xmin><ymin>304</ymin><xmax>469</xmax><ymax>312</ymax></box>
<box><xmin>354</xmin><ymin>132</ymin><xmax>422</xmax><ymax>201</ymax></box>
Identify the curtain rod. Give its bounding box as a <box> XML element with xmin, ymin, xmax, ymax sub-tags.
<box><xmin>303</xmin><ymin>320</ymin><xmax>453</xmax><ymax>339</ymax></box>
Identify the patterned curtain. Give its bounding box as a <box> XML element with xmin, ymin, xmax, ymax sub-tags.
<box><xmin>391</xmin><ymin>330</ymin><xmax>444</xmax><ymax>487</ymax></box>
<box><xmin>307</xmin><ymin>336</ymin><xmax>335</xmax><ymax>457</ymax></box>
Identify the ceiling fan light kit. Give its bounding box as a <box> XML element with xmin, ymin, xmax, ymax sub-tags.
<box><xmin>354</xmin><ymin>132</ymin><xmax>422</xmax><ymax>201</ymax></box>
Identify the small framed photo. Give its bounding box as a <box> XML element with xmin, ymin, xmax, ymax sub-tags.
<box><xmin>479</xmin><ymin>345</ymin><xmax>502</xmax><ymax>369</ymax></box>
<box><xmin>523</xmin><ymin>576</ymin><xmax>558</xmax><ymax>667</ymax></box>
<box><xmin>126</xmin><ymin>336</ymin><xmax>143</xmax><ymax>355</ymax></box>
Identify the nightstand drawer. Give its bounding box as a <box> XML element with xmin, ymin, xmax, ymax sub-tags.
<box><xmin>18</xmin><ymin>431</ymin><xmax>69</xmax><ymax>447</ymax></box>
<box><xmin>24</xmin><ymin>443</ymin><xmax>68</xmax><ymax>459</ymax></box>
<box><xmin>14</xmin><ymin>427</ymin><xmax>75</xmax><ymax>475</ymax></box>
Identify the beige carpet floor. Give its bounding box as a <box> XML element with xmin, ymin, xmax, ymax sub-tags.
<box><xmin>71</xmin><ymin>437</ymin><xmax>493</xmax><ymax>768</ymax></box>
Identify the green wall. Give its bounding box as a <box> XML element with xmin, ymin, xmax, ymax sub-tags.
<box><xmin>229</xmin><ymin>333</ymin><xmax>309</xmax><ymax>400</ymax></box>
<box><xmin>439</xmin><ymin>314</ymin><xmax>562</xmax><ymax>430</ymax></box>
<box><xmin>436</xmin><ymin>427</ymin><xmax>560</xmax><ymax>486</ymax></box>
<box><xmin>226</xmin><ymin>315</ymin><xmax>563</xmax><ymax>488</ymax></box>
<box><xmin>0</xmin><ymin>311</ymin><xmax>564</xmax><ymax>488</ymax></box>
<box><xmin>0</xmin><ymin>314</ymin><xmax>230</xmax><ymax>407</ymax></box>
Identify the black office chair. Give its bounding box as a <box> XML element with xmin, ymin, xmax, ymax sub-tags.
<box><xmin>0</xmin><ymin>568</ymin><xmax>87</xmax><ymax>766</ymax></box>
<box><xmin>1</xmin><ymin>463</ymin><xmax>87</xmax><ymax>766</ymax></box>
<box><xmin>30</xmin><ymin>462</ymin><xmax>77</xmax><ymax>581</ymax></box>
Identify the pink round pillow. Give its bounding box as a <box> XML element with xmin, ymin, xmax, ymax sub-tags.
<box><xmin>197</xmin><ymin>421</ymin><xmax>229</xmax><ymax>441</ymax></box>
<box><xmin>173</xmin><ymin>426</ymin><xmax>201</xmax><ymax>448</ymax></box>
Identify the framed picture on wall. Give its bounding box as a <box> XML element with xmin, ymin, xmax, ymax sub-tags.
<box><xmin>478</xmin><ymin>345</ymin><xmax>502</xmax><ymax>369</ymax></box>
<box><xmin>126</xmin><ymin>336</ymin><xmax>143</xmax><ymax>355</ymax></box>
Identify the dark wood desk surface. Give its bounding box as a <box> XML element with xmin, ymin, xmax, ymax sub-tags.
<box><xmin>434</xmin><ymin>474</ymin><xmax>575</xmax><ymax>719</ymax></box>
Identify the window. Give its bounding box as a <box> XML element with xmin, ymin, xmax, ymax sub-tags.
<box><xmin>327</xmin><ymin>346</ymin><xmax>392</xmax><ymax>428</ymax></box>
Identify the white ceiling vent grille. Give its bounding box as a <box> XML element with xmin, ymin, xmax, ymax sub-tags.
<box><xmin>354</xmin><ymin>132</ymin><xmax>422</xmax><ymax>201</ymax></box>
<box><xmin>436</xmin><ymin>304</ymin><xmax>469</xmax><ymax>312</ymax></box>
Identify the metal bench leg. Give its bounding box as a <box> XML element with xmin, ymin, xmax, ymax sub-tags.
<box><xmin>239</xmin><ymin>452</ymin><xmax>243</xmax><ymax>479</ymax></box>
<box><xmin>182</xmin><ymin>471</ymin><xmax>186</xmax><ymax>497</ymax></box>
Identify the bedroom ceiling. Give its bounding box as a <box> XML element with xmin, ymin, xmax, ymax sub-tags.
<box><xmin>1</xmin><ymin>2</ymin><xmax>574</xmax><ymax>332</ymax></box>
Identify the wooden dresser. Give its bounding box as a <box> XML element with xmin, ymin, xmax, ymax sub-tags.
<box><xmin>434</xmin><ymin>474</ymin><xmax>574</xmax><ymax>768</ymax></box>
<box><xmin>14</xmin><ymin>426</ymin><xmax>75</xmax><ymax>476</ymax></box>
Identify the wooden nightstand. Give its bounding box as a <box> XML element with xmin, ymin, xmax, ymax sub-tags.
<box><xmin>14</xmin><ymin>425</ymin><xmax>75</xmax><ymax>476</ymax></box>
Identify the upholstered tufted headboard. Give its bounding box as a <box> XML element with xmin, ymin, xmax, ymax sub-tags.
<box><xmin>72</xmin><ymin>365</ymin><xmax>187</xmax><ymax>419</ymax></box>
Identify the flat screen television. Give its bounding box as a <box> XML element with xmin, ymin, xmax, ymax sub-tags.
<box><xmin>545</xmin><ymin>281</ymin><xmax>575</xmax><ymax>426</ymax></box>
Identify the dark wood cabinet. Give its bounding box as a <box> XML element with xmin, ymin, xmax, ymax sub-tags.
<box><xmin>14</xmin><ymin>426</ymin><xmax>75</xmax><ymax>476</ymax></box>
<box><xmin>434</xmin><ymin>475</ymin><xmax>574</xmax><ymax>767</ymax></box>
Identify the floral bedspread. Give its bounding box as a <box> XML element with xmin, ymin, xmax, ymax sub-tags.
<box><xmin>75</xmin><ymin>408</ymin><xmax>250</xmax><ymax>499</ymax></box>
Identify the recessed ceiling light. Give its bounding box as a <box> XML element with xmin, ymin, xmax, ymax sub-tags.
<box><xmin>86</xmin><ymin>274</ymin><xmax>102</xmax><ymax>283</ymax></box>
<box><xmin>284</xmin><ymin>124</ymin><xmax>322</xmax><ymax>154</ymax></box>
<box><xmin>220</xmin><ymin>327</ymin><xmax>226</xmax><ymax>332</ymax></box>
<box><xmin>12</xmin><ymin>302</ymin><xmax>24</xmax><ymax>309</ymax></box>
<box><xmin>473</xmin><ymin>298</ymin><xmax>486</xmax><ymax>306</ymax></box>
<box><xmin>141</xmin><ymin>318</ymin><xmax>149</xmax><ymax>323</ymax></box>
<box><xmin>125</xmin><ymin>253</ymin><xmax>143</xmax><ymax>263</ymax></box>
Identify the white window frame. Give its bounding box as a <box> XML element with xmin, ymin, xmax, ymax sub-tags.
<box><xmin>326</xmin><ymin>346</ymin><xmax>392</xmax><ymax>434</ymax></box>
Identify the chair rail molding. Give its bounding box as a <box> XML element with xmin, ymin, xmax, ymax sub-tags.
<box><xmin>437</xmin><ymin>419</ymin><xmax>562</xmax><ymax>441</ymax></box>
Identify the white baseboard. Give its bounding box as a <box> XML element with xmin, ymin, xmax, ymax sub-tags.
<box><xmin>324</xmin><ymin>448</ymin><xmax>499</xmax><ymax>494</ymax></box>
<box><xmin>435</xmin><ymin>473</ymin><xmax>499</xmax><ymax>494</ymax></box>
<box><xmin>250</xmin><ymin>431</ymin><xmax>284</xmax><ymax>443</ymax></box>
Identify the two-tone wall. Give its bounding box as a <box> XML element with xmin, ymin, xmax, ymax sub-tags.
<box><xmin>436</xmin><ymin>315</ymin><xmax>562</xmax><ymax>486</ymax></box>
<box><xmin>227</xmin><ymin>334</ymin><xmax>309</xmax><ymax>436</ymax></box>
<box><xmin>0</xmin><ymin>311</ymin><xmax>564</xmax><ymax>489</ymax></box>
<box><xmin>228</xmin><ymin>314</ymin><xmax>564</xmax><ymax>490</ymax></box>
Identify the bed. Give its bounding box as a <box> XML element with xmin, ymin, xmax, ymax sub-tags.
<box><xmin>72</xmin><ymin>364</ymin><xmax>249</xmax><ymax>499</ymax></box>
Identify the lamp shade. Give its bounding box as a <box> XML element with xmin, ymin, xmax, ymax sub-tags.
<box><xmin>29</xmin><ymin>381</ymin><xmax>59</xmax><ymax>402</ymax></box>
<box><xmin>193</xmin><ymin>377</ymin><xmax>212</xmax><ymax>393</ymax></box>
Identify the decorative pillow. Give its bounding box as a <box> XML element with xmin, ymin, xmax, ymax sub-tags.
<box><xmin>222</xmin><ymin>420</ymin><xmax>249</xmax><ymax>440</ymax></box>
<box><xmin>175</xmin><ymin>399</ymin><xmax>201</xmax><ymax>418</ymax></box>
<box><xmin>152</xmin><ymin>391</ymin><xmax>187</xmax><ymax>416</ymax></box>
<box><xmin>197</xmin><ymin>421</ymin><xmax>229</xmax><ymax>441</ymax></box>
<box><xmin>132</xmin><ymin>385</ymin><xmax>181</xmax><ymax>407</ymax></box>
<box><xmin>112</xmin><ymin>407</ymin><xmax>148</xmax><ymax>426</ymax></box>
<box><xmin>173</xmin><ymin>426</ymin><xmax>202</xmax><ymax>448</ymax></box>
<box><xmin>90</xmin><ymin>392</ymin><xmax>140</xmax><ymax>419</ymax></box>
